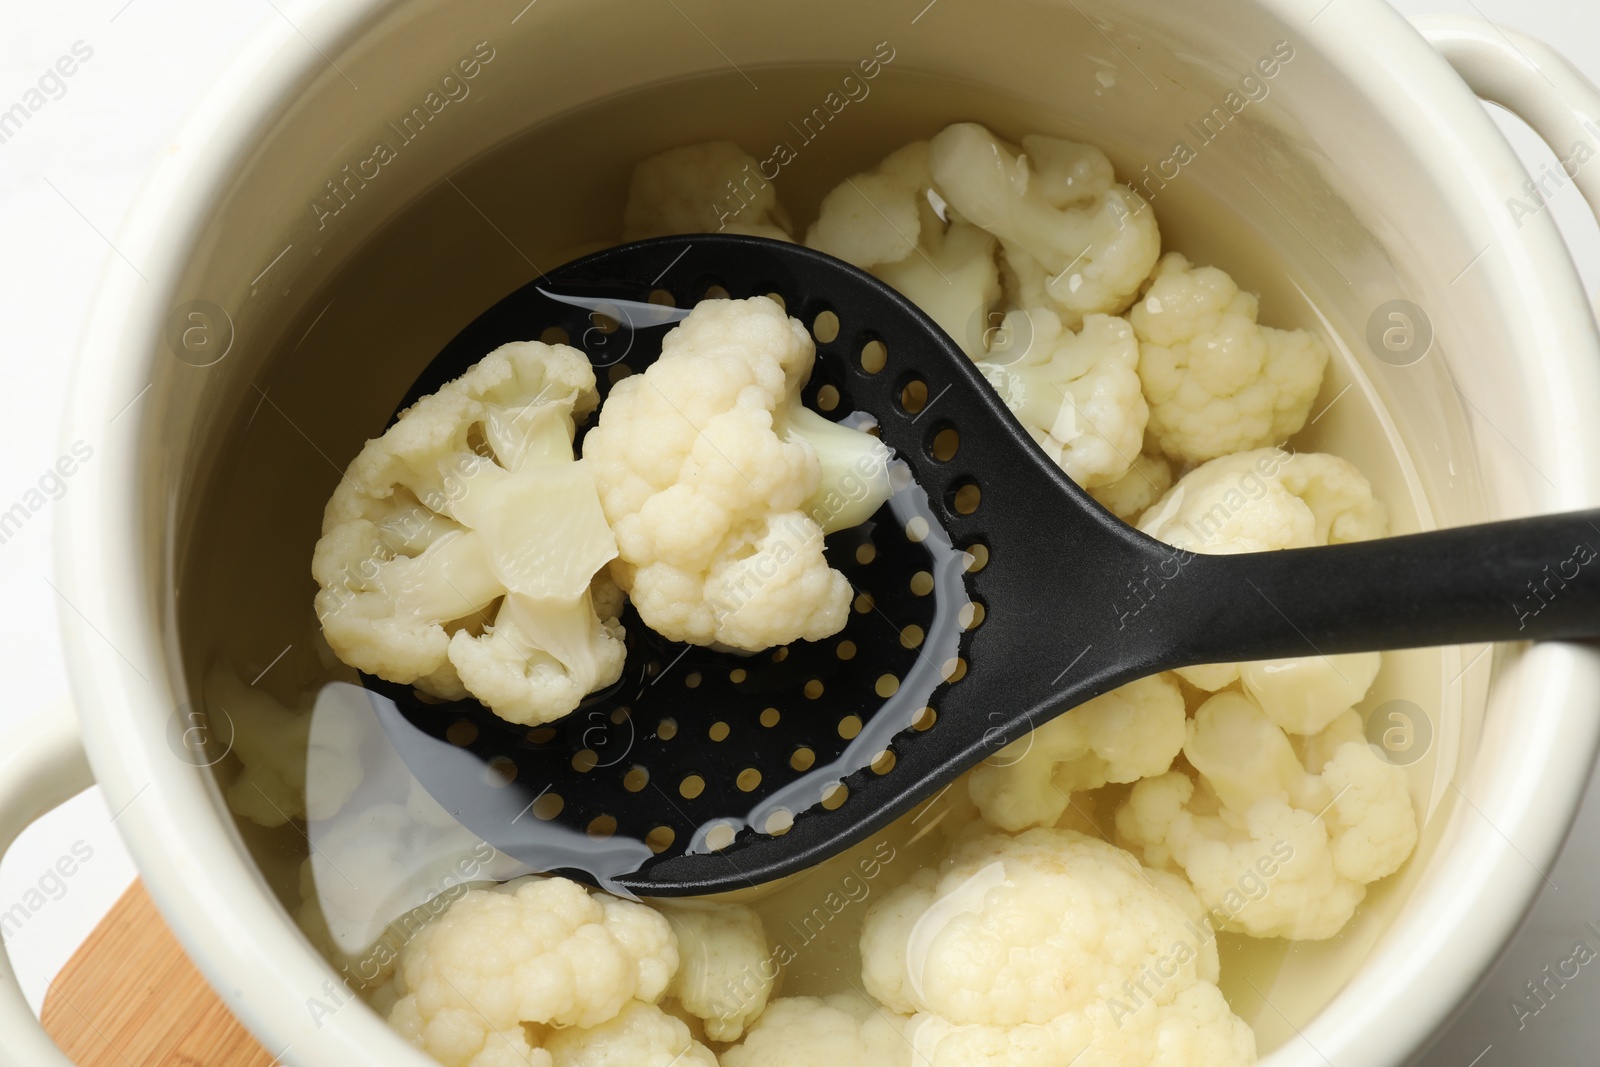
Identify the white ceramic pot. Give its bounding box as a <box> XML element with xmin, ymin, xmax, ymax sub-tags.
<box><xmin>4</xmin><ymin>2</ymin><xmax>1600</xmax><ymax>1064</ymax></box>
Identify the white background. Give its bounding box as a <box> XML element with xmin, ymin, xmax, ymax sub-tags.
<box><xmin>0</xmin><ymin>0</ymin><xmax>1597</xmax><ymax>1061</ymax></box>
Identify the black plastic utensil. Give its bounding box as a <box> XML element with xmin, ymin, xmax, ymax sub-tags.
<box><xmin>364</xmin><ymin>233</ymin><xmax>1600</xmax><ymax>896</ymax></box>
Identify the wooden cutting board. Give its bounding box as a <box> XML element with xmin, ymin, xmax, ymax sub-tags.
<box><xmin>41</xmin><ymin>880</ymin><xmax>276</xmax><ymax>1067</ymax></box>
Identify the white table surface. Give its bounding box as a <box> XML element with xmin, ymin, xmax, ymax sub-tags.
<box><xmin>1</xmin><ymin>1</ymin><xmax>1597</xmax><ymax>1062</ymax></box>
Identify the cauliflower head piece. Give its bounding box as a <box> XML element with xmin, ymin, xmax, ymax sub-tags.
<box><xmin>299</xmin><ymin>783</ymin><xmax>530</xmax><ymax>959</ymax></box>
<box><xmin>209</xmin><ymin>662</ymin><xmax>363</xmax><ymax>828</ymax></box>
<box><xmin>877</xmin><ymin>202</ymin><xmax>1002</xmax><ymax>363</ymax></box>
<box><xmin>967</xmin><ymin>674</ymin><xmax>1187</xmax><ymax>832</ymax></box>
<box><xmin>858</xmin><ymin>828</ymin><xmax>1254</xmax><ymax>1067</ymax></box>
<box><xmin>1090</xmin><ymin>451</ymin><xmax>1173</xmax><ymax>521</ymax></box>
<box><xmin>1130</xmin><ymin>252</ymin><xmax>1329</xmax><ymax>463</ymax></box>
<box><xmin>1120</xmin><ymin>447</ymin><xmax>1408</xmax><ymax>934</ymax></box>
<box><xmin>806</xmin><ymin>141</ymin><xmax>932</xmax><ymax>270</ymax></box>
<box><xmin>806</xmin><ymin>140</ymin><xmax>1001</xmax><ymax>360</ymax></box>
<box><xmin>544</xmin><ymin>1000</ymin><xmax>717</xmax><ymax>1067</ymax></box>
<box><xmin>582</xmin><ymin>297</ymin><xmax>891</xmax><ymax>650</ymax></box>
<box><xmin>656</xmin><ymin>900</ymin><xmax>773</xmax><ymax>1041</ymax></box>
<box><xmin>1137</xmin><ymin>447</ymin><xmax>1386</xmax><ymax>555</ymax></box>
<box><xmin>312</xmin><ymin>341</ymin><xmax>626</xmax><ymax>727</ymax></box>
<box><xmin>903</xmin><ymin>983</ymin><xmax>1256</xmax><ymax>1067</ymax></box>
<box><xmin>1116</xmin><ymin>693</ymin><xmax>1418</xmax><ymax>940</ymax></box>
<box><xmin>624</xmin><ymin>141</ymin><xmax>794</xmax><ymax>242</ymax></box>
<box><xmin>803</xmin><ymin>126</ymin><xmax>1159</xmax><ymax>489</ymax></box>
<box><xmin>928</xmin><ymin>123</ymin><xmax>1160</xmax><ymax>329</ymax></box>
<box><xmin>1137</xmin><ymin>446</ymin><xmax>1386</xmax><ymax>698</ymax></box>
<box><xmin>722</xmin><ymin>994</ymin><xmax>912</xmax><ymax>1067</ymax></box>
<box><xmin>1239</xmin><ymin>653</ymin><xmax>1384</xmax><ymax>736</ymax></box>
<box><xmin>386</xmin><ymin>876</ymin><xmax>685</xmax><ymax>1067</ymax></box>
<box><xmin>980</xmin><ymin>309</ymin><xmax>1147</xmax><ymax>488</ymax></box>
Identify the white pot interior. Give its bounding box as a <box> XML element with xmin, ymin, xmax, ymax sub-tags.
<box><xmin>91</xmin><ymin>0</ymin><xmax>1600</xmax><ymax>1063</ymax></box>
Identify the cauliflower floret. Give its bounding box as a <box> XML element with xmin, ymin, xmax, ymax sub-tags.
<box><xmin>386</xmin><ymin>877</ymin><xmax>680</xmax><ymax>1067</ymax></box>
<box><xmin>656</xmin><ymin>901</ymin><xmax>773</xmax><ymax>1041</ymax></box>
<box><xmin>862</xmin><ymin>829</ymin><xmax>1220</xmax><ymax>1019</ymax></box>
<box><xmin>544</xmin><ymin>1000</ymin><xmax>717</xmax><ymax>1067</ymax></box>
<box><xmin>1317</xmin><ymin>720</ymin><xmax>1423</xmax><ymax>882</ymax></box>
<box><xmin>1184</xmin><ymin>693</ymin><xmax>1314</xmax><ymax>813</ymax></box>
<box><xmin>1137</xmin><ymin>447</ymin><xmax>1386</xmax><ymax>694</ymax></box>
<box><xmin>1090</xmin><ymin>450</ymin><xmax>1172</xmax><ymax>520</ymax></box>
<box><xmin>905</xmin><ymin>983</ymin><xmax>1255</xmax><ymax>1067</ymax></box>
<box><xmin>1137</xmin><ymin>448</ymin><xmax>1386</xmax><ymax>554</ymax></box>
<box><xmin>980</xmin><ymin>309</ymin><xmax>1147</xmax><ymax>488</ymax></box>
<box><xmin>859</xmin><ymin>829</ymin><xmax>1254</xmax><ymax>1067</ymax></box>
<box><xmin>858</xmin><ymin>865</ymin><xmax>935</xmax><ymax>1015</ymax></box>
<box><xmin>806</xmin><ymin>141</ymin><xmax>1000</xmax><ymax>359</ymax></box>
<box><xmin>1116</xmin><ymin>694</ymin><xmax>1418</xmax><ymax>939</ymax></box>
<box><xmin>877</xmin><ymin>201</ymin><xmax>1001</xmax><ymax>362</ymax></box>
<box><xmin>582</xmin><ymin>297</ymin><xmax>891</xmax><ymax>650</ymax></box>
<box><xmin>722</xmin><ymin>994</ymin><xmax>912</xmax><ymax>1067</ymax></box>
<box><xmin>805</xmin><ymin>126</ymin><xmax>1153</xmax><ymax>483</ymax></box>
<box><xmin>296</xmin><ymin>892</ymin><xmax>406</xmax><ymax>1002</ymax></box>
<box><xmin>301</xmin><ymin>800</ymin><xmax>494</xmax><ymax>955</ymax></box>
<box><xmin>1118</xmin><ymin>774</ymin><xmax>1362</xmax><ymax>942</ymax></box>
<box><xmin>289</xmin><ymin>681</ymin><xmax>533</xmax><ymax>959</ymax></box>
<box><xmin>210</xmin><ymin>664</ymin><xmax>363</xmax><ymax>828</ymax></box>
<box><xmin>928</xmin><ymin>123</ymin><xmax>1160</xmax><ymax>328</ymax></box>
<box><xmin>297</xmin><ymin>808</ymin><xmax>525</xmax><ymax>1006</ymax></box>
<box><xmin>967</xmin><ymin>674</ymin><xmax>1187</xmax><ymax>832</ymax></box>
<box><xmin>312</xmin><ymin>341</ymin><xmax>626</xmax><ymax>726</ymax></box>
<box><xmin>623</xmin><ymin>141</ymin><xmax>793</xmax><ymax>241</ymax></box>
<box><xmin>1239</xmin><ymin>653</ymin><xmax>1383</xmax><ymax>735</ymax></box>
<box><xmin>806</xmin><ymin>141</ymin><xmax>932</xmax><ymax>268</ymax></box>
<box><xmin>1130</xmin><ymin>252</ymin><xmax>1329</xmax><ymax>463</ymax></box>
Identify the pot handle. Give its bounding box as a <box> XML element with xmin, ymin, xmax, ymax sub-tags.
<box><xmin>1414</xmin><ymin>15</ymin><xmax>1600</xmax><ymax>221</ymax></box>
<box><xmin>0</xmin><ymin>703</ymin><xmax>96</xmax><ymax>1067</ymax></box>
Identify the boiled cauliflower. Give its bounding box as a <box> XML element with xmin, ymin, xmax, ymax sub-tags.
<box><xmin>878</xmin><ymin>201</ymin><xmax>1001</xmax><ymax>363</ymax></box>
<box><xmin>1239</xmin><ymin>653</ymin><xmax>1383</xmax><ymax>736</ymax></box>
<box><xmin>806</xmin><ymin>141</ymin><xmax>1001</xmax><ymax>359</ymax></box>
<box><xmin>1130</xmin><ymin>253</ymin><xmax>1328</xmax><ymax>463</ymax></box>
<box><xmin>386</xmin><ymin>877</ymin><xmax>688</xmax><ymax>1067</ymax></box>
<box><xmin>730</xmin><ymin>125</ymin><xmax>1165</xmax><ymax>497</ymax></box>
<box><xmin>805</xmin><ymin>126</ymin><xmax>1155</xmax><ymax>480</ymax></box>
<box><xmin>1090</xmin><ymin>451</ymin><xmax>1173</xmax><ymax>520</ymax></box>
<box><xmin>980</xmin><ymin>309</ymin><xmax>1146</xmax><ymax>488</ymax></box>
<box><xmin>806</xmin><ymin>141</ymin><xmax>932</xmax><ymax>269</ymax></box>
<box><xmin>312</xmin><ymin>341</ymin><xmax>625</xmax><ymax>727</ymax></box>
<box><xmin>903</xmin><ymin>984</ymin><xmax>1256</xmax><ymax>1067</ymax></box>
<box><xmin>722</xmin><ymin>994</ymin><xmax>912</xmax><ymax>1067</ymax></box>
<box><xmin>657</xmin><ymin>901</ymin><xmax>773</xmax><ymax>1041</ymax></box>
<box><xmin>624</xmin><ymin>141</ymin><xmax>794</xmax><ymax>242</ymax></box>
<box><xmin>544</xmin><ymin>1000</ymin><xmax>717</xmax><ymax>1067</ymax></box>
<box><xmin>301</xmin><ymin>788</ymin><xmax>527</xmax><ymax>955</ymax></box>
<box><xmin>582</xmin><ymin>297</ymin><xmax>891</xmax><ymax>650</ymax></box>
<box><xmin>288</xmin><ymin>678</ymin><xmax>533</xmax><ymax>958</ymax></box>
<box><xmin>1137</xmin><ymin>448</ymin><xmax>1387</xmax><ymax>554</ymax></box>
<box><xmin>858</xmin><ymin>828</ymin><xmax>1255</xmax><ymax>1067</ymax></box>
<box><xmin>1136</xmin><ymin>447</ymin><xmax>1386</xmax><ymax>698</ymax></box>
<box><xmin>928</xmin><ymin>123</ymin><xmax>1160</xmax><ymax>328</ymax></box>
<box><xmin>210</xmin><ymin>662</ymin><xmax>364</xmax><ymax>828</ymax></box>
<box><xmin>1116</xmin><ymin>693</ymin><xmax>1418</xmax><ymax>939</ymax></box>
<box><xmin>967</xmin><ymin>674</ymin><xmax>1187</xmax><ymax>832</ymax></box>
